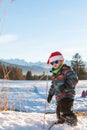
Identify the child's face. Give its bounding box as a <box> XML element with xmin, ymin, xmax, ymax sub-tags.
<box><xmin>50</xmin><ymin>60</ymin><xmax>61</xmax><ymax>69</ymax></box>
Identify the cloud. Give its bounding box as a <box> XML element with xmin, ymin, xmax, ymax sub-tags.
<box><xmin>62</xmin><ymin>47</ymin><xmax>87</xmax><ymax>52</ymax></box>
<box><xmin>0</xmin><ymin>34</ymin><xmax>18</xmax><ymax>43</ymax></box>
<box><xmin>64</xmin><ymin>29</ymin><xmax>87</xmax><ymax>33</ymax></box>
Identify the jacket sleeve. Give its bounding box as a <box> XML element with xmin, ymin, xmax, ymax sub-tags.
<box><xmin>48</xmin><ymin>84</ymin><xmax>55</xmax><ymax>97</ymax></box>
<box><xmin>65</xmin><ymin>69</ymin><xmax>78</xmax><ymax>89</ymax></box>
<box><xmin>47</xmin><ymin>84</ymin><xmax>55</xmax><ymax>103</ymax></box>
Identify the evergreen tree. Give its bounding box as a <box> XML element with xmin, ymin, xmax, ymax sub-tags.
<box><xmin>0</xmin><ymin>64</ymin><xmax>4</xmax><ymax>79</ymax></box>
<box><xmin>71</xmin><ymin>53</ymin><xmax>87</xmax><ymax>80</ymax></box>
<box><xmin>26</xmin><ymin>71</ymin><xmax>32</xmax><ymax>80</ymax></box>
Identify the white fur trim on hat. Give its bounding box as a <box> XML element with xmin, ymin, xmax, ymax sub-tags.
<box><xmin>50</xmin><ymin>55</ymin><xmax>64</xmax><ymax>63</ymax></box>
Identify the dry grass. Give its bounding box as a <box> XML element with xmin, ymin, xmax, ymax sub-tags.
<box><xmin>76</xmin><ymin>112</ymin><xmax>87</xmax><ymax>116</ymax></box>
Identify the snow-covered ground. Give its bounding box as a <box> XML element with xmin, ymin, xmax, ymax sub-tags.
<box><xmin>0</xmin><ymin>111</ymin><xmax>87</xmax><ymax>130</ymax></box>
<box><xmin>0</xmin><ymin>80</ymin><xmax>87</xmax><ymax>130</ymax></box>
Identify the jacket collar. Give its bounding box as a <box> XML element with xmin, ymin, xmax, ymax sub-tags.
<box><xmin>51</xmin><ymin>64</ymin><xmax>64</xmax><ymax>74</ymax></box>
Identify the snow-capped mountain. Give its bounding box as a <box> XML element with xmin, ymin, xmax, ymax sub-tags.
<box><xmin>0</xmin><ymin>58</ymin><xmax>87</xmax><ymax>75</ymax></box>
<box><xmin>2</xmin><ymin>58</ymin><xmax>47</xmax><ymax>68</ymax></box>
<box><xmin>1</xmin><ymin>58</ymin><xmax>72</xmax><ymax>67</ymax></box>
<box><xmin>0</xmin><ymin>59</ymin><xmax>48</xmax><ymax>75</ymax></box>
<box><xmin>2</xmin><ymin>58</ymin><xmax>31</xmax><ymax>66</ymax></box>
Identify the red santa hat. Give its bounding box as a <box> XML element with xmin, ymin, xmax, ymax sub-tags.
<box><xmin>47</xmin><ymin>51</ymin><xmax>64</xmax><ymax>65</ymax></box>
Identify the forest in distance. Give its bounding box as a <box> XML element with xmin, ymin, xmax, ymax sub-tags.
<box><xmin>0</xmin><ymin>53</ymin><xmax>87</xmax><ymax>80</ymax></box>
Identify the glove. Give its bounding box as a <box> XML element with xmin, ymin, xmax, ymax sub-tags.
<box><xmin>47</xmin><ymin>94</ymin><xmax>52</xmax><ymax>103</ymax></box>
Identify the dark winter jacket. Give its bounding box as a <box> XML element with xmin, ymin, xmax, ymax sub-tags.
<box><xmin>48</xmin><ymin>64</ymin><xmax>78</xmax><ymax>102</ymax></box>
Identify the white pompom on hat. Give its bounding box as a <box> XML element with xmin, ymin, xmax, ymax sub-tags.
<box><xmin>47</xmin><ymin>51</ymin><xmax>64</xmax><ymax>65</ymax></box>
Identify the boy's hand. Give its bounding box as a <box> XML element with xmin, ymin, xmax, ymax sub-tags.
<box><xmin>47</xmin><ymin>94</ymin><xmax>52</xmax><ymax>103</ymax></box>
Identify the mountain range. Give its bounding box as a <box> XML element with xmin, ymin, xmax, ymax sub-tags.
<box><xmin>0</xmin><ymin>59</ymin><xmax>48</xmax><ymax>75</ymax></box>
<box><xmin>0</xmin><ymin>58</ymin><xmax>87</xmax><ymax>75</ymax></box>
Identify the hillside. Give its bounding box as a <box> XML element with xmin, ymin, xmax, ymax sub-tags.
<box><xmin>0</xmin><ymin>59</ymin><xmax>48</xmax><ymax>75</ymax></box>
<box><xmin>0</xmin><ymin>58</ymin><xmax>87</xmax><ymax>75</ymax></box>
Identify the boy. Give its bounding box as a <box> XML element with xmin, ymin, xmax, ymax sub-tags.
<box><xmin>47</xmin><ymin>51</ymin><xmax>78</xmax><ymax>125</ymax></box>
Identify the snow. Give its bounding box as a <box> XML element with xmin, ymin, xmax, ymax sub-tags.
<box><xmin>0</xmin><ymin>80</ymin><xmax>87</xmax><ymax>130</ymax></box>
<box><xmin>0</xmin><ymin>111</ymin><xmax>87</xmax><ymax>130</ymax></box>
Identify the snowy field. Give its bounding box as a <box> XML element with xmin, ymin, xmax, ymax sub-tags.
<box><xmin>0</xmin><ymin>80</ymin><xmax>87</xmax><ymax>130</ymax></box>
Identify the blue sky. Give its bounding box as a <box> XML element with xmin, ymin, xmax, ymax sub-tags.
<box><xmin>0</xmin><ymin>0</ymin><xmax>87</xmax><ymax>62</ymax></box>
